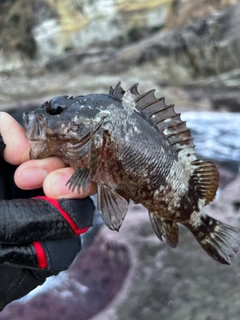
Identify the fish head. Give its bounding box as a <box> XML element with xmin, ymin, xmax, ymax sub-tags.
<box><xmin>23</xmin><ymin>95</ymin><xmax>108</xmax><ymax>160</ymax></box>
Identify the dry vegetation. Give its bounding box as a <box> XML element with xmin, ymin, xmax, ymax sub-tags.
<box><xmin>0</xmin><ymin>0</ymin><xmax>36</xmax><ymax>58</ymax></box>
<box><xmin>166</xmin><ymin>0</ymin><xmax>238</xmax><ymax>30</ymax></box>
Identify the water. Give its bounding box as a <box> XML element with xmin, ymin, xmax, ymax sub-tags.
<box><xmin>182</xmin><ymin>112</ymin><xmax>240</xmax><ymax>171</ymax></box>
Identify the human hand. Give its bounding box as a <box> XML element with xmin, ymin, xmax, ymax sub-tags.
<box><xmin>0</xmin><ymin>112</ymin><xmax>96</xmax><ymax>310</ymax></box>
<box><xmin>0</xmin><ymin>112</ymin><xmax>97</xmax><ymax>198</ymax></box>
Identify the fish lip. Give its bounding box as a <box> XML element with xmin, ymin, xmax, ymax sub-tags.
<box><xmin>23</xmin><ymin>111</ymin><xmax>68</xmax><ymax>160</ymax></box>
<box><xmin>23</xmin><ymin>111</ymin><xmax>46</xmax><ymax>140</ymax></box>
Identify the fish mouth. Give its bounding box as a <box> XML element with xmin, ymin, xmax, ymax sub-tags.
<box><xmin>23</xmin><ymin>111</ymin><xmax>46</xmax><ymax>141</ymax></box>
<box><xmin>23</xmin><ymin>111</ymin><xmax>54</xmax><ymax>160</ymax></box>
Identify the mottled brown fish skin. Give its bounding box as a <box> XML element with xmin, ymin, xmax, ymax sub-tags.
<box><xmin>23</xmin><ymin>83</ymin><xmax>240</xmax><ymax>265</ymax></box>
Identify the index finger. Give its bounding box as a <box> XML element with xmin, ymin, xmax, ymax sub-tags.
<box><xmin>0</xmin><ymin>112</ymin><xmax>30</xmax><ymax>165</ymax></box>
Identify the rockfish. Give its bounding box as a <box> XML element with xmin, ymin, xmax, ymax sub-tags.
<box><xmin>23</xmin><ymin>82</ymin><xmax>240</xmax><ymax>264</ymax></box>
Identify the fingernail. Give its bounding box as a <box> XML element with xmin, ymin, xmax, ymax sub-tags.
<box><xmin>50</xmin><ymin>172</ymin><xmax>73</xmax><ymax>197</ymax></box>
<box><xmin>20</xmin><ymin>168</ymin><xmax>48</xmax><ymax>188</ymax></box>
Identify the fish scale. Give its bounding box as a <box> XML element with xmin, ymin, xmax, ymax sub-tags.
<box><xmin>23</xmin><ymin>82</ymin><xmax>240</xmax><ymax>265</ymax></box>
<box><xmin>115</xmin><ymin>111</ymin><xmax>174</xmax><ymax>185</ymax></box>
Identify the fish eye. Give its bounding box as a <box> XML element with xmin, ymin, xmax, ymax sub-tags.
<box><xmin>46</xmin><ymin>97</ymin><xmax>67</xmax><ymax>115</ymax></box>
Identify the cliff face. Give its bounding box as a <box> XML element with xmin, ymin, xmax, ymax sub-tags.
<box><xmin>1</xmin><ymin>0</ymin><xmax>238</xmax><ymax>79</ymax></box>
<box><xmin>0</xmin><ymin>0</ymin><xmax>36</xmax><ymax>58</ymax></box>
<box><xmin>0</xmin><ymin>1</ymin><xmax>240</xmax><ymax>113</ymax></box>
<box><xmin>166</xmin><ymin>0</ymin><xmax>238</xmax><ymax>30</ymax></box>
<box><xmin>0</xmin><ymin>0</ymin><xmax>169</xmax><ymax>69</ymax></box>
<box><xmin>73</xmin><ymin>1</ymin><xmax>240</xmax><ymax>88</ymax></box>
<box><xmin>41</xmin><ymin>0</ymin><xmax>168</xmax><ymax>51</ymax></box>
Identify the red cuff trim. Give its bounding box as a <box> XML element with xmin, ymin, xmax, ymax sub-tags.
<box><xmin>34</xmin><ymin>196</ymin><xmax>89</xmax><ymax>235</ymax></box>
<box><xmin>33</xmin><ymin>241</ymin><xmax>48</xmax><ymax>269</ymax></box>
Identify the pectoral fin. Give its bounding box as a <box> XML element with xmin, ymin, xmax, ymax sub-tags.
<box><xmin>97</xmin><ymin>184</ymin><xmax>129</xmax><ymax>231</ymax></box>
<box><xmin>66</xmin><ymin>125</ymin><xmax>100</xmax><ymax>194</ymax></box>
<box><xmin>149</xmin><ymin>212</ymin><xmax>178</xmax><ymax>248</ymax></box>
<box><xmin>89</xmin><ymin>129</ymin><xmax>98</xmax><ymax>178</ymax></box>
<box><xmin>66</xmin><ymin>167</ymin><xmax>90</xmax><ymax>194</ymax></box>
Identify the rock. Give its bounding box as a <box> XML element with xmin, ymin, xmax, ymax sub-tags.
<box><xmin>206</xmin><ymin>174</ymin><xmax>240</xmax><ymax>234</ymax></box>
<box><xmin>202</xmin><ymin>68</ymin><xmax>240</xmax><ymax>88</ymax></box>
<box><xmin>216</xmin><ymin>162</ymin><xmax>237</xmax><ymax>189</ymax></box>
<box><xmin>75</xmin><ymin>1</ymin><xmax>240</xmax><ymax>89</ymax></box>
<box><xmin>2</xmin><ymin>0</ymin><xmax>240</xmax><ymax>91</ymax></box>
<box><xmin>0</xmin><ymin>0</ymin><xmax>169</xmax><ymax>72</ymax></box>
<box><xmin>1</xmin><ymin>180</ymin><xmax>239</xmax><ymax>320</ymax></box>
<box><xmin>90</xmin><ymin>201</ymin><xmax>240</xmax><ymax>320</ymax></box>
<box><xmin>0</xmin><ymin>0</ymin><xmax>36</xmax><ymax>59</ymax></box>
<box><xmin>222</xmin><ymin>174</ymin><xmax>240</xmax><ymax>202</ymax></box>
<box><xmin>34</xmin><ymin>0</ymin><xmax>168</xmax><ymax>55</ymax></box>
<box><xmin>211</xmin><ymin>91</ymin><xmax>240</xmax><ymax>112</ymax></box>
<box><xmin>166</xmin><ymin>0</ymin><xmax>238</xmax><ymax>30</ymax></box>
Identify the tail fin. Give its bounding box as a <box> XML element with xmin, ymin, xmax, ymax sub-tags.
<box><xmin>188</xmin><ymin>215</ymin><xmax>240</xmax><ymax>265</ymax></box>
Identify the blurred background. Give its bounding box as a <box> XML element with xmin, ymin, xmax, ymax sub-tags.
<box><xmin>0</xmin><ymin>0</ymin><xmax>240</xmax><ymax>319</ymax></box>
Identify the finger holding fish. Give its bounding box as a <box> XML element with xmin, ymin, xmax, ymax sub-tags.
<box><xmin>0</xmin><ymin>112</ymin><xmax>95</xmax><ymax>199</ymax></box>
<box><xmin>0</xmin><ymin>111</ymin><xmax>30</xmax><ymax>164</ymax></box>
<box><xmin>14</xmin><ymin>159</ymin><xmax>96</xmax><ymax>198</ymax></box>
<box><xmin>42</xmin><ymin>167</ymin><xmax>97</xmax><ymax>199</ymax></box>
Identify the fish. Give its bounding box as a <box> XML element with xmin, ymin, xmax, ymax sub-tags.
<box><xmin>23</xmin><ymin>82</ymin><xmax>240</xmax><ymax>265</ymax></box>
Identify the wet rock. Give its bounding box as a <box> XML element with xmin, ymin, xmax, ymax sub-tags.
<box><xmin>1</xmin><ymin>180</ymin><xmax>239</xmax><ymax>320</ymax></box>
<box><xmin>215</xmin><ymin>162</ymin><xmax>237</xmax><ymax>189</ymax></box>
<box><xmin>211</xmin><ymin>91</ymin><xmax>240</xmax><ymax>112</ymax></box>
<box><xmin>90</xmin><ymin>199</ymin><xmax>240</xmax><ymax>320</ymax></box>
<box><xmin>222</xmin><ymin>174</ymin><xmax>240</xmax><ymax>203</ymax></box>
<box><xmin>206</xmin><ymin>174</ymin><xmax>240</xmax><ymax>232</ymax></box>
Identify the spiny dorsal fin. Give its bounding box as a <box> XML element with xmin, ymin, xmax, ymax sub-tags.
<box><xmin>109</xmin><ymin>81</ymin><xmax>125</xmax><ymax>100</ymax></box>
<box><xmin>191</xmin><ymin>160</ymin><xmax>219</xmax><ymax>205</ymax></box>
<box><xmin>128</xmin><ymin>83</ymin><xmax>140</xmax><ymax>95</ymax></box>
<box><xmin>122</xmin><ymin>83</ymin><xmax>195</xmax><ymax>157</ymax></box>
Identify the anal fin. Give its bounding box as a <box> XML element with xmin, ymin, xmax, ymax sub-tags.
<box><xmin>149</xmin><ymin>212</ymin><xmax>178</xmax><ymax>248</ymax></box>
<box><xmin>97</xmin><ymin>184</ymin><xmax>129</xmax><ymax>231</ymax></box>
